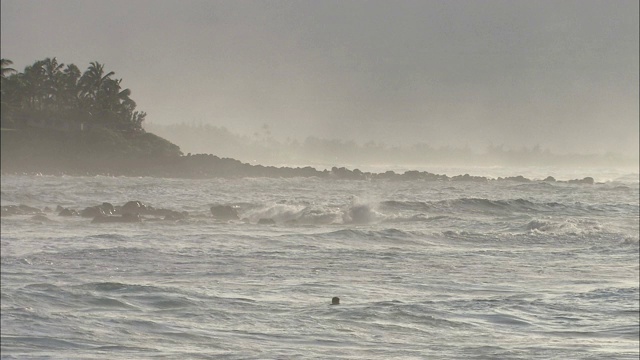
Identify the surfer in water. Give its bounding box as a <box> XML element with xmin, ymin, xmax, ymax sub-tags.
<box><xmin>331</xmin><ymin>296</ymin><xmax>340</xmax><ymax>305</ymax></box>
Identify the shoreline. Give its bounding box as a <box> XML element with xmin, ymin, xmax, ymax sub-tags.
<box><xmin>0</xmin><ymin>154</ymin><xmax>599</xmax><ymax>184</ymax></box>
<box><xmin>1</xmin><ymin>128</ymin><xmax>633</xmax><ymax>184</ymax></box>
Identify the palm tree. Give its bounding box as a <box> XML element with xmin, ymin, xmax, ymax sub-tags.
<box><xmin>97</xmin><ymin>77</ymin><xmax>145</xmax><ymax>131</ymax></box>
<box><xmin>42</xmin><ymin>57</ymin><xmax>65</xmax><ymax>110</ymax></box>
<box><xmin>1</xmin><ymin>59</ymin><xmax>18</xmax><ymax>125</ymax></box>
<box><xmin>1</xmin><ymin>58</ymin><xmax>17</xmax><ymax>107</ymax></box>
<box><xmin>60</xmin><ymin>63</ymin><xmax>81</xmax><ymax>110</ymax></box>
<box><xmin>22</xmin><ymin>60</ymin><xmax>47</xmax><ymax>110</ymax></box>
<box><xmin>1</xmin><ymin>59</ymin><xmax>17</xmax><ymax>108</ymax></box>
<box><xmin>2</xmin><ymin>57</ymin><xmax>146</xmax><ymax>131</ymax></box>
<box><xmin>79</xmin><ymin>61</ymin><xmax>115</xmax><ymax>103</ymax></box>
<box><xmin>1</xmin><ymin>59</ymin><xmax>16</xmax><ymax>79</ymax></box>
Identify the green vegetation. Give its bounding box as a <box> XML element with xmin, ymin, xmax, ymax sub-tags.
<box><xmin>1</xmin><ymin>57</ymin><xmax>183</xmax><ymax>175</ymax></box>
<box><xmin>1</xmin><ymin>58</ymin><xmax>145</xmax><ymax>131</ymax></box>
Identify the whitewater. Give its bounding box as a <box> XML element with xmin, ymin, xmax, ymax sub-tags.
<box><xmin>1</xmin><ymin>170</ymin><xmax>638</xmax><ymax>359</ymax></box>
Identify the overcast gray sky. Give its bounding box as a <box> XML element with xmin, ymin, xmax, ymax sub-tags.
<box><xmin>1</xmin><ymin>0</ymin><xmax>638</xmax><ymax>154</ymax></box>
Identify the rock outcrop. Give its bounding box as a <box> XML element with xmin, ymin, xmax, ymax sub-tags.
<box><xmin>210</xmin><ymin>205</ymin><xmax>239</xmax><ymax>220</ymax></box>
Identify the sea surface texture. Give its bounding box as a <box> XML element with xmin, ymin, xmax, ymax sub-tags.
<box><xmin>1</xmin><ymin>171</ymin><xmax>638</xmax><ymax>359</ymax></box>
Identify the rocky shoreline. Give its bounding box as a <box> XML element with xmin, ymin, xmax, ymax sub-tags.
<box><xmin>0</xmin><ymin>124</ymin><xmax>602</xmax><ymax>184</ymax></box>
<box><xmin>2</xmin><ymin>200</ymin><xmax>298</xmax><ymax>225</ymax></box>
<box><xmin>1</xmin><ymin>152</ymin><xmax>596</xmax><ymax>184</ymax></box>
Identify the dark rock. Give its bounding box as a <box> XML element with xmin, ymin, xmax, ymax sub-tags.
<box><xmin>568</xmin><ymin>177</ymin><xmax>595</xmax><ymax>185</ymax></box>
<box><xmin>80</xmin><ymin>206</ymin><xmax>106</xmax><ymax>218</ymax></box>
<box><xmin>80</xmin><ymin>202</ymin><xmax>115</xmax><ymax>217</ymax></box>
<box><xmin>451</xmin><ymin>174</ymin><xmax>488</xmax><ymax>182</ymax></box>
<box><xmin>100</xmin><ymin>202</ymin><xmax>115</xmax><ymax>214</ymax></box>
<box><xmin>121</xmin><ymin>201</ymin><xmax>150</xmax><ymax>215</ymax></box>
<box><xmin>543</xmin><ymin>176</ymin><xmax>556</xmax><ymax>182</ymax></box>
<box><xmin>403</xmin><ymin>170</ymin><xmax>423</xmax><ymax>180</ymax></box>
<box><xmin>210</xmin><ymin>205</ymin><xmax>239</xmax><ymax>220</ymax></box>
<box><xmin>378</xmin><ymin>170</ymin><xmax>397</xmax><ymax>179</ymax></box>
<box><xmin>503</xmin><ymin>175</ymin><xmax>530</xmax><ymax>183</ymax></box>
<box><xmin>331</xmin><ymin>166</ymin><xmax>365</xmax><ymax>180</ymax></box>
<box><xmin>122</xmin><ymin>213</ymin><xmax>142</xmax><ymax>222</ymax></box>
<box><xmin>58</xmin><ymin>208</ymin><xmax>78</xmax><ymax>216</ymax></box>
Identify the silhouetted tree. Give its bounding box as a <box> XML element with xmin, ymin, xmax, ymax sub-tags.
<box><xmin>1</xmin><ymin>59</ymin><xmax>16</xmax><ymax>79</ymax></box>
<box><xmin>0</xmin><ymin>57</ymin><xmax>145</xmax><ymax>132</ymax></box>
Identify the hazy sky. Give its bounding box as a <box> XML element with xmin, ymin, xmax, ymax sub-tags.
<box><xmin>2</xmin><ymin>0</ymin><xmax>638</xmax><ymax>154</ymax></box>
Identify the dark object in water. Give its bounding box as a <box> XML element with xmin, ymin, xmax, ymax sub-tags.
<box><xmin>568</xmin><ymin>177</ymin><xmax>595</xmax><ymax>185</ymax></box>
<box><xmin>80</xmin><ymin>202</ymin><xmax>115</xmax><ymax>217</ymax></box>
<box><xmin>121</xmin><ymin>200</ymin><xmax>149</xmax><ymax>215</ymax></box>
<box><xmin>347</xmin><ymin>205</ymin><xmax>373</xmax><ymax>224</ymax></box>
<box><xmin>331</xmin><ymin>297</ymin><xmax>340</xmax><ymax>305</ymax></box>
<box><xmin>210</xmin><ymin>205</ymin><xmax>239</xmax><ymax>220</ymax></box>
<box><xmin>58</xmin><ymin>208</ymin><xmax>78</xmax><ymax>216</ymax></box>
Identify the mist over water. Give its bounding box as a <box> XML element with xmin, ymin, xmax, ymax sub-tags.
<box><xmin>1</xmin><ymin>1</ymin><xmax>639</xmax><ymax>358</ymax></box>
<box><xmin>145</xmin><ymin>122</ymin><xmax>640</xmax><ymax>175</ymax></box>
<box><xmin>2</xmin><ymin>0</ymin><xmax>638</xmax><ymax>157</ymax></box>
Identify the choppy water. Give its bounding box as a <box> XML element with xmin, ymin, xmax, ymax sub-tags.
<box><xmin>1</xmin><ymin>172</ymin><xmax>638</xmax><ymax>359</ymax></box>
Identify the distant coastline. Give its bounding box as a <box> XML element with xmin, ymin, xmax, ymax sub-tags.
<box><xmin>145</xmin><ymin>122</ymin><xmax>640</xmax><ymax>171</ymax></box>
<box><xmin>0</xmin><ymin>57</ymin><xmax>628</xmax><ymax>183</ymax></box>
<box><xmin>1</xmin><ymin>125</ymin><xmax>600</xmax><ymax>185</ymax></box>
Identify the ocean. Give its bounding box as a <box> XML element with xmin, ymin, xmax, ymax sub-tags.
<box><xmin>1</xmin><ymin>169</ymin><xmax>638</xmax><ymax>359</ymax></box>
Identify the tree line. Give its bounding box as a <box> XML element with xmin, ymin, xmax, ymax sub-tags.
<box><xmin>1</xmin><ymin>58</ymin><xmax>145</xmax><ymax>132</ymax></box>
